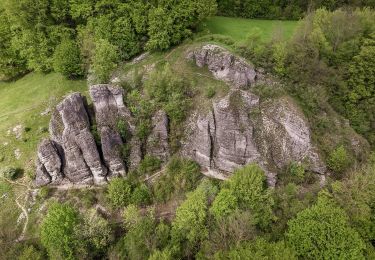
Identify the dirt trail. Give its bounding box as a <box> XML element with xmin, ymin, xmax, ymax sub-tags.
<box><xmin>1</xmin><ymin>177</ymin><xmax>32</xmax><ymax>242</ymax></box>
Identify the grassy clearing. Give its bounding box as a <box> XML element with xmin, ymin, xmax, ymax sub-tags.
<box><xmin>204</xmin><ymin>16</ymin><xmax>298</xmax><ymax>42</ymax></box>
<box><xmin>0</xmin><ymin>73</ymin><xmax>87</xmax><ymax>173</ymax></box>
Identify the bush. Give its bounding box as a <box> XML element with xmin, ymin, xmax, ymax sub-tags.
<box><xmin>38</xmin><ymin>186</ymin><xmax>51</xmax><ymax>199</ymax></box>
<box><xmin>224</xmin><ymin>164</ymin><xmax>275</xmax><ymax>229</ymax></box>
<box><xmin>18</xmin><ymin>245</ymin><xmax>44</xmax><ymax>260</ymax></box>
<box><xmin>1</xmin><ymin>167</ymin><xmax>22</xmax><ymax>180</ymax></box>
<box><xmin>327</xmin><ymin>145</ymin><xmax>350</xmax><ymax>174</ymax></box>
<box><xmin>53</xmin><ymin>39</ymin><xmax>83</xmax><ymax>78</ymax></box>
<box><xmin>138</xmin><ymin>155</ymin><xmax>162</xmax><ymax>176</ymax></box>
<box><xmin>152</xmin><ymin>157</ymin><xmax>201</xmax><ymax>202</ymax></box>
<box><xmin>91</xmin><ymin>39</ymin><xmax>118</xmax><ymax>83</ymax></box>
<box><xmin>131</xmin><ymin>184</ymin><xmax>152</xmax><ymax>206</ymax></box>
<box><xmin>107</xmin><ymin>178</ymin><xmax>133</xmax><ymax>208</ymax></box>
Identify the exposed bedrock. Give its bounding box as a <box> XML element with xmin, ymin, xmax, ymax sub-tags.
<box><xmin>90</xmin><ymin>85</ymin><xmax>127</xmax><ymax>178</ymax></box>
<box><xmin>57</xmin><ymin>93</ymin><xmax>107</xmax><ymax>185</ymax></box>
<box><xmin>181</xmin><ymin>91</ymin><xmax>326</xmax><ymax>186</ymax></box>
<box><xmin>188</xmin><ymin>44</ymin><xmax>257</xmax><ymax>89</ymax></box>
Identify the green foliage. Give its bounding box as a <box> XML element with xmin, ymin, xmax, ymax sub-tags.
<box><xmin>145</xmin><ymin>64</ymin><xmax>190</xmax><ymax>123</ymax></box>
<box><xmin>79</xmin><ymin>209</ymin><xmax>114</xmax><ymax>256</ymax></box>
<box><xmin>223</xmin><ymin>164</ymin><xmax>275</xmax><ymax>229</ymax></box>
<box><xmin>116</xmin><ymin>207</ymin><xmax>164</xmax><ymax>260</ymax></box>
<box><xmin>91</xmin><ymin>39</ymin><xmax>118</xmax><ymax>83</ymax></box>
<box><xmin>106</xmin><ymin>178</ymin><xmax>133</xmax><ymax>208</ymax></box>
<box><xmin>153</xmin><ymin>157</ymin><xmax>201</xmax><ymax>202</ymax></box>
<box><xmin>40</xmin><ymin>203</ymin><xmax>81</xmax><ymax>260</ymax></box>
<box><xmin>1</xmin><ymin>0</ymin><xmax>216</xmax><ymax>78</ymax></box>
<box><xmin>171</xmin><ymin>180</ymin><xmax>215</xmax><ymax>258</ymax></box>
<box><xmin>131</xmin><ymin>184</ymin><xmax>152</xmax><ymax>206</ymax></box>
<box><xmin>327</xmin><ymin>145</ymin><xmax>351</xmax><ymax>174</ymax></box>
<box><xmin>0</xmin><ymin>167</ymin><xmax>22</xmax><ymax>180</ymax></box>
<box><xmin>18</xmin><ymin>245</ymin><xmax>44</xmax><ymax>260</ymax></box>
<box><xmin>345</xmin><ymin>36</ymin><xmax>375</xmax><ymax>143</ymax></box>
<box><xmin>286</xmin><ymin>193</ymin><xmax>366</xmax><ymax>259</ymax></box>
<box><xmin>38</xmin><ymin>186</ymin><xmax>51</xmax><ymax>199</ymax></box>
<box><xmin>210</xmin><ymin>188</ymin><xmax>237</xmax><ymax>220</ymax></box>
<box><xmin>138</xmin><ymin>155</ymin><xmax>162</xmax><ymax>176</ymax></box>
<box><xmin>53</xmin><ymin>39</ymin><xmax>83</xmax><ymax>78</ymax></box>
<box><xmin>216</xmin><ymin>0</ymin><xmax>375</xmax><ymax>19</ymax></box>
<box><xmin>331</xmin><ymin>161</ymin><xmax>375</xmax><ymax>242</ymax></box>
<box><xmin>215</xmin><ymin>238</ymin><xmax>296</xmax><ymax>260</ymax></box>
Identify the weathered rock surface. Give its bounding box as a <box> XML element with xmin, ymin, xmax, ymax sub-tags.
<box><xmin>58</xmin><ymin>93</ymin><xmax>107</xmax><ymax>185</ymax></box>
<box><xmin>182</xmin><ymin>44</ymin><xmax>327</xmax><ymax>185</ymax></box>
<box><xmin>36</xmin><ymin>139</ymin><xmax>63</xmax><ymax>184</ymax></box>
<box><xmin>146</xmin><ymin>110</ymin><xmax>170</xmax><ymax>162</ymax></box>
<box><xmin>188</xmin><ymin>44</ymin><xmax>257</xmax><ymax>89</ymax></box>
<box><xmin>258</xmin><ymin>97</ymin><xmax>326</xmax><ymax>174</ymax></box>
<box><xmin>90</xmin><ymin>85</ymin><xmax>127</xmax><ymax>178</ymax></box>
<box><xmin>182</xmin><ymin>91</ymin><xmax>326</xmax><ymax>186</ymax></box>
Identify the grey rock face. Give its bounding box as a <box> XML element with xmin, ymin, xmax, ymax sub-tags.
<box><xmin>37</xmin><ymin>139</ymin><xmax>63</xmax><ymax>184</ymax></box>
<box><xmin>146</xmin><ymin>110</ymin><xmax>170</xmax><ymax>162</ymax></box>
<box><xmin>259</xmin><ymin>97</ymin><xmax>326</xmax><ymax>174</ymax></box>
<box><xmin>90</xmin><ymin>85</ymin><xmax>126</xmax><ymax>178</ymax></box>
<box><xmin>182</xmin><ymin>91</ymin><xmax>325</xmax><ymax>185</ymax></box>
<box><xmin>188</xmin><ymin>44</ymin><xmax>257</xmax><ymax>89</ymax></box>
<box><xmin>57</xmin><ymin>93</ymin><xmax>107</xmax><ymax>185</ymax></box>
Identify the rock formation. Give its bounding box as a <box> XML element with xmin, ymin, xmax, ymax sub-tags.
<box><xmin>182</xmin><ymin>44</ymin><xmax>326</xmax><ymax>186</ymax></box>
<box><xmin>34</xmin><ymin>44</ymin><xmax>328</xmax><ymax>188</ymax></box>
<box><xmin>89</xmin><ymin>85</ymin><xmax>127</xmax><ymax>178</ymax></box>
<box><xmin>188</xmin><ymin>44</ymin><xmax>257</xmax><ymax>89</ymax></box>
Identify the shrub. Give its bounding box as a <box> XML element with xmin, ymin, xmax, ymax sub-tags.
<box><xmin>107</xmin><ymin>178</ymin><xmax>133</xmax><ymax>208</ymax></box>
<box><xmin>18</xmin><ymin>245</ymin><xmax>44</xmax><ymax>260</ymax></box>
<box><xmin>38</xmin><ymin>186</ymin><xmax>51</xmax><ymax>199</ymax></box>
<box><xmin>91</xmin><ymin>39</ymin><xmax>118</xmax><ymax>83</ymax></box>
<box><xmin>287</xmin><ymin>161</ymin><xmax>306</xmax><ymax>183</ymax></box>
<box><xmin>131</xmin><ymin>184</ymin><xmax>152</xmax><ymax>206</ymax></box>
<box><xmin>138</xmin><ymin>155</ymin><xmax>162</xmax><ymax>176</ymax></box>
<box><xmin>327</xmin><ymin>145</ymin><xmax>350</xmax><ymax>174</ymax></box>
<box><xmin>53</xmin><ymin>39</ymin><xmax>83</xmax><ymax>78</ymax></box>
<box><xmin>205</xmin><ymin>85</ymin><xmax>216</xmax><ymax>99</ymax></box>
<box><xmin>1</xmin><ymin>167</ymin><xmax>22</xmax><ymax>180</ymax></box>
<box><xmin>152</xmin><ymin>157</ymin><xmax>201</xmax><ymax>202</ymax></box>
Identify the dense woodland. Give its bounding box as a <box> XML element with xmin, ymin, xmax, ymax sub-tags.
<box><xmin>217</xmin><ymin>0</ymin><xmax>375</xmax><ymax>19</ymax></box>
<box><xmin>1</xmin><ymin>0</ymin><xmax>375</xmax><ymax>260</ymax></box>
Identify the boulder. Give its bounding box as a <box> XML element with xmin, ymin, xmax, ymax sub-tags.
<box><xmin>188</xmin><ymin>44</ymin><xmax>257</xmax><ymax>89</ymax></box>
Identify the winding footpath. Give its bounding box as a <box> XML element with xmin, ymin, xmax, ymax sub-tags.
<box><xmin>1</xmin><ymin>177</ymin><xmax>31</xmax><ymax>242</ymax></box>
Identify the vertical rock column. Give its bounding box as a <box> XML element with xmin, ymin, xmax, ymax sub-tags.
<box><xmin>90</xmin><ymin>85</ymin><xmax>127</xmax><ymax>178</ymax></box>
<box><xmin>57</xmin><ymin>93</ymin><xmax>107</xmax><ymax>185</ymax></box>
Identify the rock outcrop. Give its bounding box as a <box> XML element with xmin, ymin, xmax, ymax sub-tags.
<box><xmin>34</xmin><ymin>44</ymin><xmax>328</xmax><ymax>188</ymax></box>
<box><xmin>188</xmin><ymin>44</ymin><xmax>257</xmax><ymax>89</ymax></box>
<box><xmin>90</xmin><ymin>85</ymin><xmax>127</xmax><ymax>178</ymax></box>
<box><xmin>182</xmin><ymin>44</ymin><xmax>326</xmax><ymax>186</ymax></box>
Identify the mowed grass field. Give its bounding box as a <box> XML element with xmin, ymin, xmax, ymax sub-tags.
<box><xmin>0</xmin><ymin>73</ymin><xmax>87</xmax><ymax>172</ymax></box>
<box><xmin>205</xmin><ymin>16</ymin><xmax>298</xmax><ymax>42</ymax></box>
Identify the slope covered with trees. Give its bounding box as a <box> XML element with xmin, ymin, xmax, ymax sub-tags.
<box><xmin>0</xmin><ymin>0</ymin><xmax>217</xmax><ymax>79</ymax></box>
